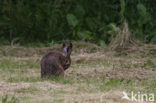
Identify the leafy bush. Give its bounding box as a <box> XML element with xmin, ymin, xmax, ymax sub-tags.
<box><xmin>0</xmin><ymin>0</ymin><xmax>156</xmax><ymax>45</ymax></box>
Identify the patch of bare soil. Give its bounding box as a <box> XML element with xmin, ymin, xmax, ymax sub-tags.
<box><xmin>71</xmin><ymin>52</ymin><xmax>107</xmax><ymax>63</ymax></box>
<box><xmin>34</xmin><ymin>82</ymin><xmax>64</xmax><ymax>91</ymax></box>
<box><xmin>0</xmin><ymin>81</ymin><xmax>64</xmax><ymax>95</ymax></box>
<box><xmin>61</xmin><ymin>91</ymin><xmax>143</xmax><ymax>103</ymax></box>
<box><xmin>68</xmin><ymin>52</ymin><xmax>155</xmax><ymax>82</ymax></box>
<box><xmin>105</xmin><ymin>59</ymin><xmax>156</xmax><ymax>81</ymax></box>
<box><xmin>0</xmin><ymin>82</ymin><xmax>31</xmax><ymax>95</ymax></box>
<box><xmin>106</xmin><ymin>67</ymin><xmax>151</xmax><ymax>81</ymax></box>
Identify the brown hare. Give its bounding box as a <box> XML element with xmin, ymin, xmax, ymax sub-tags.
<box><xmin>41</xmin><ymin>43</ymin><xmax>72</xmax><ymax>78</ymax></box>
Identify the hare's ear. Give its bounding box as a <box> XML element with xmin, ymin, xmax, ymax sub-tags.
<box><xmin>62</xmin><ymin>43</ymin><xmax>67</xmax><ymax>56</ymax></box>
<box><xmin>69</xmin><ymin>43</ymin><xmax>73</xmax><ymax>48</ymax></box>
<box><xmin>62</xmin><ymin>43</ymin><xmax>65</xmax><ymax>47</ymax></box>
<box><xmin>67</xmin><ymin>43</ymin><xmax>73</xmax><ymax>57</ymax></box>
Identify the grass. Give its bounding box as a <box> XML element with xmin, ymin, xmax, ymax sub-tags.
<box><xmin>2</xmin><ymin>95</ymin><xmax>19</xmax><ymax>103</ymax></box>
<box><xmin>0</xmin><ymin>45</ymin><xmax>156</xmax><ymax>103</ymax></box>
<box><xmin>15</xmin><ymin>86</ymin><xmax>39</xmax><ymax>94</ymax></box>
<box><xmin>144</xmin><ymin>59</ymin><xmax>156</xmax><ymax>68</ymax></box>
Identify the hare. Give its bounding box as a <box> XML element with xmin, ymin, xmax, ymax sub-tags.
<box><xmin>41</xmin><ymin>43</ymin><xmax>72</xmax><ymax>78</ymax></box>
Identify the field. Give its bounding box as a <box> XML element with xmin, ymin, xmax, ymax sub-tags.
<box><xmin>0</xmin><ymin>42</ymin><xmax>156</xmax><ymax>103</ymax></box>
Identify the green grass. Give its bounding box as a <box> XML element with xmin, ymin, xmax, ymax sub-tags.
<box><xmin>0</xmin><ymin>47</ymin><xmax>155</xmax><ymax>103</ymax></box>
<box><xmin>15</xmin><ymin>86</ymin><xmax>39</xmax><ymax>94</ymax></box>
<box><xmin>7</xmin><ymin>76</ymin><xmax>41</xmax><ymax>83</ymax></box>
<box><xmin>144</xmin><ymin>59</ymin><xmax>156</xmax><ymax>68</ymax></box>
<box><xmin>2</xmin><ymin>95</ymin><xmax>19</xmax><ymax>103</ymax></box>
<box><xmin>0</xmin><ymin>59</ymin><xmax>40</xmax><ymax>70</ymax></box>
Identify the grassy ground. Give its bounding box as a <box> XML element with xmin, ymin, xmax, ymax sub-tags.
<box><xmin>0</xmin><ymin>43</ymin><xmax>156</xmax><ymax>103</ymax></box>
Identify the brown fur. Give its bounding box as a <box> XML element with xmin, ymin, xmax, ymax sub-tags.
<box><xmin>41</xmin><ymin>43</ymin><xmax>72</xmax><ymax>78</ymax></box>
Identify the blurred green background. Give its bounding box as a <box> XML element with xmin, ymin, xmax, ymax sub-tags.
<box><xmin>0</xmin><ymin>0</ymin><xmax>156</xmax><ymax>46</ymax></box>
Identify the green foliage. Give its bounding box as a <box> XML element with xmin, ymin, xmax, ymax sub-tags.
<box><xmin>77</xmin><ymin>31</ymin><xmax>93</xmax><ymax>40</ymax></box>
<box><xmin>0</xmin><ymin>0</ymin><xmax>156</xmax><ymax>45</ymax></box>
<box><xmin>67</xmin><ymin>14</ymin><xmax>78</xmax><ymax>27</ymax></box>
<box><xmin>2</xmin><ymin>95</ymin><xmax>19</xmax><ymax>103</ymax></box>
<box><xmin>144</xmin><ymin>59</ymin><xmax>156</xmax><ymax>68</ymax></box>
<box><xmin>120</xmin><ymin>0</ymin><xmax>125</xmax><ymax>20</ymax></box>
<box><xmin>151</xmin><ymin>36</ymin><xmax>156</xmax><ymax>44</ymax></box>
<box><xmin>98</xmin><ymin>40</ymin><xmax>106</xmax><ymax>46</ymax></box>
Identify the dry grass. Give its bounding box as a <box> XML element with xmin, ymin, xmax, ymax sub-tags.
<box><xmin>0</xmin><ymin>44</ymin><xmax>156</xmax><ymax>103</ymax></box>
<box><xmin>109</xmin><ymin>21</ymin><xmax>156</xmax><ymax>56</ymax></box>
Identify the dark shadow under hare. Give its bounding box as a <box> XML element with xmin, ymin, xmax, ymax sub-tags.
<box><xmin>41</xmin><ymin>43</ymin><xmax>73</xmax><ymax>78</ymax></box>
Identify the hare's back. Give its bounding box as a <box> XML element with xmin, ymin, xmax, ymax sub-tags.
<box><xmin>41</xmin><ymin>51</ymin><xmax>65</xmax><ymax>64</ymax></box>
<box><xmin>41</xmin><ymin>52</ymin><xmax>65</xmax><ymax>77</ymax></box>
